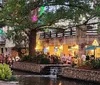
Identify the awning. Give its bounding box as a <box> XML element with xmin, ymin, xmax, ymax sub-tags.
<box><xmin>85</xmin><ymin>46</ymin><xmax>100</xmax><ymax>50</ymax></box>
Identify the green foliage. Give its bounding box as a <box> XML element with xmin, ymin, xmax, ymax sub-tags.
<box><xmin>21</xmin><ymin>53</ymin><xmax>60</xmax><ymax>64</ymax></box>
<box><xmin>1</xmin><ymin>0</ymin><xmax>97</xmax><ymax>31</ymax></box>
<box><xmin>8</xmin><ymin>76</ymin><xmax>18</xmax><ymax>81</ymax></box>
<box><xmin>40</xmin><ymin>57</ymin><xmax>50</xmax><ymax>64</ymax></box>
<box><xmin>72</xmin><ymin>62</ymin><xmax>77</xmax><ymax>68</ymax></box>
<box><xmin>21</xmin><ymin>55</ymin><xmax>32</xmax><ymax>62</ymax></box>
<box><xmin>51</xmin><ymin>55</ymin><xmax>60</xmax><ymax>64</ymax></box>
<box><xmin>91</xmin><ymin>59</ymin><xmax>100</xmax><ymax>69</ymax></box>
<box><xmin>85</xmin><ymin>60</ymin><xmax>91</xmax><ymax>66</ymax></box>
<box><xmin>6</xmin><ymin>28</ymin><xmax>28</xmax><ymax>48</ymax></box>
<box><xmin>0</xmin><ymin>0</ymin><xmax>100</xmax><ymax>55</ymax></box>
<box><xmin>32</xmin><ymin>54</ymin><xmax>50</xmax><ymax>64</ymax></box>
<box><xmin>0</xmin><ymin>64</ymin><xmax>12</xmax><ymax>80</ymax></box>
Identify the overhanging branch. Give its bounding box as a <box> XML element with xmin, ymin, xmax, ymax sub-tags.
<box><xmin>36</xmin><ymin>21</ymin><xmax>100</xmax><ymax>31</ymax></box>
<box><xmin>83</xmin><ymin>15</ymin><xmax>96</xmax><ymax>25</ymax></box>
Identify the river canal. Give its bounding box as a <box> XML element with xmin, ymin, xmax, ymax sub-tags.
<box><xmin>13</xmin><ymin>70</ymin><xmax>100</xmax><ymax>85</ymax></box>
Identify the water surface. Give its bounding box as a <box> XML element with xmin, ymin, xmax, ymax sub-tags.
<box><xmin>13</xmin><ymin>70</ymin><xmax>100</xmax><ymax>85</ymax></box>
<box><xmin>18</xmin><ymin>75</ymin><xmax>99</xmax><ymax>85</ymax></box>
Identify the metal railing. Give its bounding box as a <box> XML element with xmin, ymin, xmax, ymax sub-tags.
<box><xmin>40</xmin><ymin>29</ymin><xmax>98</xmax><ymax>39</ymax></box>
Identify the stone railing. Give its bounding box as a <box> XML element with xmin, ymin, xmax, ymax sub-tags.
<box><xmin>60</xmin><ymin>67</ymin><xmax>100</xmax><ymax>83</ymax></box>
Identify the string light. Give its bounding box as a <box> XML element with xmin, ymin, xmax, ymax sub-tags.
<box><xmin>32</xmin><ymin>6</ymin><xmax>44</xmax><ymax>22</ymax></box>
<box><xmin>39</xmin><ymin>6</ymin><xmax>45</xmax><ymax>16</ymax></box>
<box><xmin>32</xmin><ymin>15</ymin><xmax>38</xmax><ymax>22</ymax></box>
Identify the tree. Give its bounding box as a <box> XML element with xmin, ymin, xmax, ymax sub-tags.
<box><xmin>0</xmin><ymin>0</ymin><xmax>100</xmax><ymax>56</ymax></box>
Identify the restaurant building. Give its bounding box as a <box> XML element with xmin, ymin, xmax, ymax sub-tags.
<box><xmin>37</xmin><ymin>28</ymin><xmax>100</xmax><ymax>58</ymax></box>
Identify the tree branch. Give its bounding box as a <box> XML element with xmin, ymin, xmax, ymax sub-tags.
<box><xmin>83</xmin><ymin>15</ymin><xmax>96</xmax><ymax>25</ymax></box>
<box><xmin>34</xmin><ymin>19</ymin><xmax>58</xmax><ymax>31</ymax></box>
<box><xmin>24</xmin><ymin>29</ymin><xmax>30</xmax><ymax>36</ymax></box>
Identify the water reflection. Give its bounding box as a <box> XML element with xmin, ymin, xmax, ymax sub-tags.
<box><xmin>18</xmin><ymin>75</ymin><xmax>100</xmax><ymax>85</ymax></box>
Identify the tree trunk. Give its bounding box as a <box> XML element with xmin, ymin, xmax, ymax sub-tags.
<box><xmin>29</xmin><ymin>30</ymin><xmax>37</xmax><ymax>56</ymax></box>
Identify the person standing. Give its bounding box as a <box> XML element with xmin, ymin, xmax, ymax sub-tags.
<box><xmin>61</xmin><ymin>54</ymin><xmax>67</xmax><ymax>64</ymax></box>
<box><xmin>7</xmin><ymin>54</ymin><xmax>12</xmax><ymax>66</ymax></box>
<box><xmin>81</xmin><ymin>54</ymin><xmax>86</xmax><ymax>65</ymax></box>
<box><xmin>86</xmin><ymin>55</ymin><xmax>90</xmax><ymax>61</ymax></box>
<box><xmin>67</xmin><ymin>54</ymin><xmax>72</xmax><ymax>64</ymax></box>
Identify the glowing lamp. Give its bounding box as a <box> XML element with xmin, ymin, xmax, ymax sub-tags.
<box><xmin>32</xmin><ymin>15</ymin><xmax>38</xmax><ymax>22</ymax></box>
<box><xmin>59</xmin><ymin>45</ymin><xmax>63</xmax><ymax>49</ymax></box>
<box><xmin>35</xmin><ymin>47</ymin><xmax>38</xmax><ymax>50</ymax></box>
<box><xmin>55</xmin><ymin>47</ymin><xmax>58</xmax><ymax>48</ymax></box>
<box><xmin>46</xmin><ymin>46</ymin><xmax>49</xmax><ymax>50</ymax></box>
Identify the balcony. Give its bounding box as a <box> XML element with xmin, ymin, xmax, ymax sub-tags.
<box><xmin>39</xmin><ymin>29</ymin><xmax>98</xmax><ymax>39</ymax></box>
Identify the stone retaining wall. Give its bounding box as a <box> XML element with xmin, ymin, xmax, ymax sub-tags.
<box><xmin>61</xmin><ymin>67</ymin><xmax>100</xmax><ymax>83</ymax></box>
<box><xmin>12</xmin><ymin>62</ymin><xmax>43</xmax><ymax>73</ymax></box>
<box><xmin>12</xmin><ymin>62</ymin><xmax>68</xmax><ymax>73</ymax></box>
<box><xmin>12</xmin><ymin>62</ymin><xmax>100</xmax><ymax>83</ymax></box>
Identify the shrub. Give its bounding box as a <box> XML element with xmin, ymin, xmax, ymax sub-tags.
<box><xmin>91</xmin><ymin>59</ymin><xmax>100</xmax><ymax>69</ymax></box>
<box><xmin>21</xmin><ymin>53</ymin><xmax>60</xmax><ymax>64</ymax></box>
<box><xmin>21</xmin><ymin>55</ymin><xmax>32</xmax><ymax>62</ymax></box>
<box><xmin>32</xmin><ymin>54</ymin><xmax>50</xmax><ymax>64</ymax></box>
<box><xmin>8</xmin><ymin>76</ymin><xmax>17</xmax><ymax>81</ymax></box>
<box><xmin>40</xmin><ymin>58</ymin><xmax>50</xmax><ymax>64</ymax></box>
<box><xmin>52</xmin><ymin>55</ymin><xmax>60</xmax><ymax>64</ymax></box>
<box><xmin>0</xmin><ymin>64</ymin><xmax>12</xmax><ymax>80</ymax></box>
<box><xmin>85</xmin><ymin>60</ymin><xmax>91</xmax><ymax>66</ymax></box>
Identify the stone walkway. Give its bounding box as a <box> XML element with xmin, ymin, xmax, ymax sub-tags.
<box><xmin>0</xmin><ymin>81</ymin><xmax>19</xmax><ymax>85</ymax></box>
